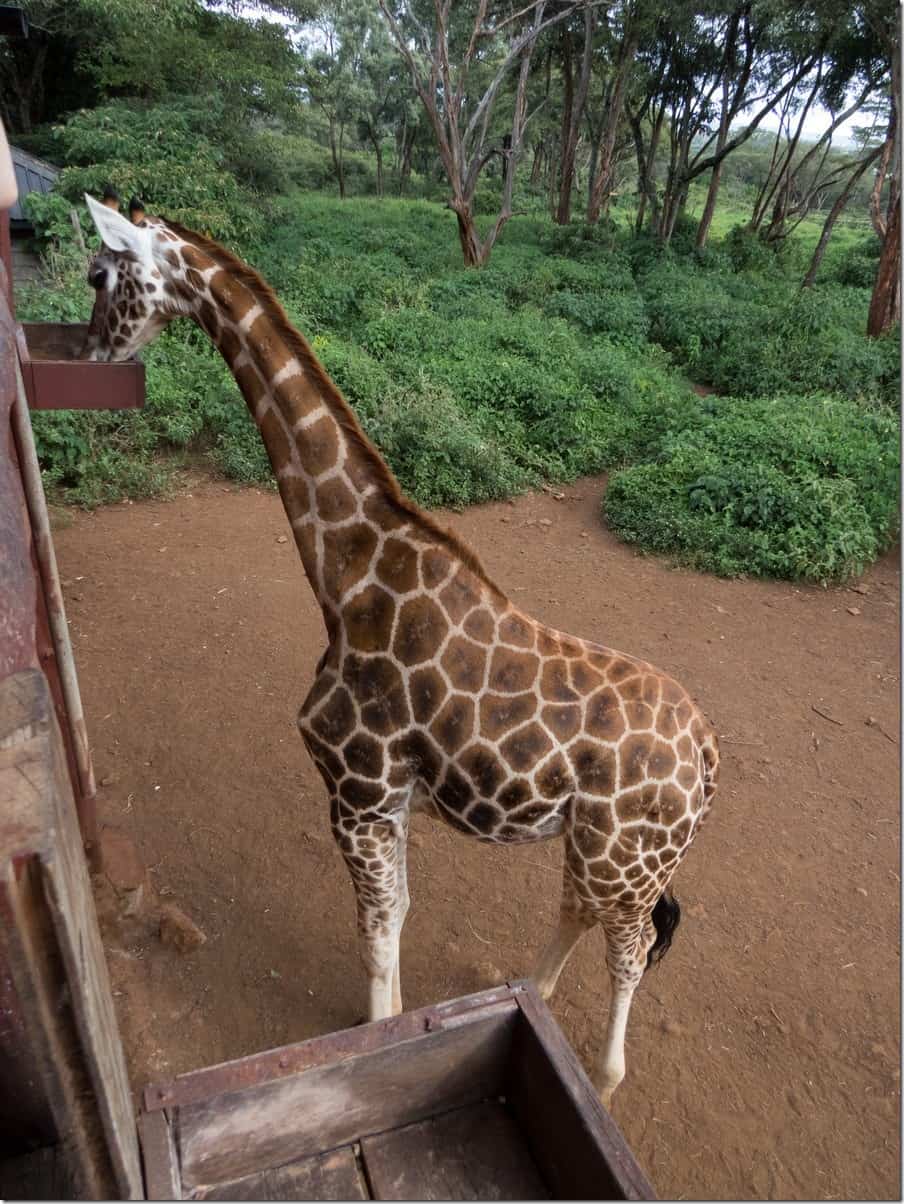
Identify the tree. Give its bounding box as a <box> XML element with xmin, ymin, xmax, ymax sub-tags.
<box><xmin>747</xmin><ymin>10</ymin><xmax>887</xmax><ymax>248</ymax></box>
<box><xmin>378</xmin><ymin>0</ymin><xmax>594</xmax><ymax>266</ymax></box>
<box><xmin>628</xmin><ymin>3</ymin><xmax>826</xmax><ymax>244</ymax></box>
<box><xmin>554</xmin><ymin>7</ymin><xmax>595</xmax><ymax>224</ymax></box>
<box><xmin>0</xmin><ymin>0</ymin><xmax>308</xmax><ymax>137</ymax></box>
<box><xmin>300</xmin><ymin>6</ymin><xmax>357</xmax><ymax>199</ymax></box>
<box><xmin>865</xmin><ymin>1</ymin><xmax>900</xmax><ymax>336</ymax></box>
<box><xmin>347</xmin><ymin>4</ymin><xmax>412</xmax><ymax>198</ymax></box>
<box><xmin>584</xmin><ymin>0</ymin><xmax>647</xmax><ymax>225</ymax></box>
<box><xmin>802</xmin><ymin>138</ymin><xmax>884</xmax><ymax>286</ymax></box>
<box><xmin>0</xmin><ymin>0</ymin><xmax>192</xmax><ymax>134</ymax></box>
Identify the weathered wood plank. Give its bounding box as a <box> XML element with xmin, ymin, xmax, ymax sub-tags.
<box><xmin>144</xmin><ymin>984</ymin><xmax>524</xmax><ymax>1114</ymax></box>
<box><xmin>0</xmin><ymin>670</ymin><xmax>142</xmax><ymax>1199</ymax></box>
<box><xmin>507</xmin><ymin>989</ymin><xmax>655</xmax><ymax>1200</ymax></box>
<box><xmin>0</xmin><ymin>266</ymin><xmax>37</xmax><ymax>683</ymax></box>
<box><xmin>192</xmin><ymin>1146</ymin><xmax>368</xmax><ymax>1201</ymax></box>
<box><xmin>176</xmin><ymin>1005</ymin><xmax>518</xmax><ymax>1190</ymax></box>
<box><xmin>361</xmin><ymin>1100</ymin><xmax>550</xmax><ymax>1201</ymax></box>
<box><xmin>139</xmin><ymin>1110</ymin><xmax>182</xmax><ymax>1201</ymax></box>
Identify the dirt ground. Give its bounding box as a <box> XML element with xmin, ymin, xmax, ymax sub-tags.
<box><xmin>54</xmin><ymin>473</ymin><xmax>900</xmax><ymax>1201</ymax></box>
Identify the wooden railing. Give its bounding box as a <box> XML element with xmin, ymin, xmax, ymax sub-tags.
<box><xmin>0</xmin><ymin>210</ymin><xmax>142</xmax><ymax>1200</ymax></box>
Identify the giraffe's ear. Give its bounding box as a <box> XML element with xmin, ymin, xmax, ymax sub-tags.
<box><xmin>84</xmin><ymin>193</ymin><xmax>150</xmax><ymax>255</ymax></box>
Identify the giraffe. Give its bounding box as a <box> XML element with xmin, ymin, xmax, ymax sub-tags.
<box><xmin>82</xmin><ymin>194</ymin><xmax>719</xmax><ymax>1105</ymax></box>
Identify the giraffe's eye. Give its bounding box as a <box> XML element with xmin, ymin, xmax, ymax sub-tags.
<box><xmin>88</xmin><ymin>266</ymin><xmax>107</xmax><ymax>290</ymax></box>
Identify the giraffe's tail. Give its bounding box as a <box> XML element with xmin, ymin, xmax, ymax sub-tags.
<box><xmin>645</xmin><ymin>890</ymin><xmax>681</xmax><ymax>971</ymax></box>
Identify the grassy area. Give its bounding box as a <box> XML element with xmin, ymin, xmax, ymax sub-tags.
<box><xmin>20</xmin><ymin>190</ymin><xmax>899</xmax><ymax>583</ymax></box>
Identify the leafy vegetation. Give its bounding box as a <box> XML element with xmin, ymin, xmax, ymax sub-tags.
<box><xmin>4</xmin><ymin>0</ymin><xmax>899</xmax><ymax>582</ymax></box>
<box><xmin>19</xmin><ymin>190</ymin><xmax>899</xmax><ymax>580</ymax></box>
<box><xmin>605</xmin><ymin>393</ymin><xmax>898</xmax><ymax>581</ymax></box>
<box><xmin>638</xmin><ymin>241</ymin><xmax>898</xmax><ymax>404</ymax></box>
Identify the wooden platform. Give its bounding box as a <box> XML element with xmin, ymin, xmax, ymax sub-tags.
<box><xmin>194</xmin><ymin>1100</ymin><xmax>549</xmax><ymax>1201</ymax></box>
<box><xmin>140</xmin><ymin>982</ymin><xmax>656</xmax><ymax>1201</ymax></box>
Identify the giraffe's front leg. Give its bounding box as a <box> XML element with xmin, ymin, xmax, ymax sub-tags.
<box><xmin>332</xmin><ymin>806</ymin><xmax>409</xmax><ymax>1022</ymax></box>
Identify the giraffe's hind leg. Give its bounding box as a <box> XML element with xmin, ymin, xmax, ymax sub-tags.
<box><xmin>532</xmin><ymin>869</ymin><xmax>655</xmax><ymax>1107</ymax></box>
<box><xmin>594</xmin><ymin>905</ymin><xmax>657</xmax><ymax>1107</ymax></box>
<box><xmin>546</xmin><ymin>798</ymin><xmax>665</xmax><ymax>1107</ymax></box>
<box><xmin>331</xmin><ymin>803</ymin><xmax>410</xmax><ymax>1022</ymax></box>
<box><xmin>532</xmin><ymin>869</ymin><xmax>595</xmax><ymax>1001</ymax></box>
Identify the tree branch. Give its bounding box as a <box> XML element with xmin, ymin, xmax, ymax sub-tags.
<box><xmin>463</xmin><ymin>1</ymin><xmax>598</xmax><ymax>148</ymax></box>
<box><xmin>683</xmin><ymin>53</ymin><xmax>822</xmax><ymax>183</ymax></box>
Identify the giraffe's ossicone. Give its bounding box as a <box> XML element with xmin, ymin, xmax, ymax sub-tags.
<box><xmin>83</xmin><ymin>194</ymin><xmax>719</xmax><ymax>1106</ymax></box>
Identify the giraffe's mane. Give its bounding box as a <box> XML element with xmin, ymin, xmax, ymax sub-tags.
<box><xmin>162</xmin><ymin>219</ymin><xmax>502</xmax><ymax>597</ymax></box>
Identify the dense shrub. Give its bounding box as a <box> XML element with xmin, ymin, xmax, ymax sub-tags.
<box><xmin>19</xmin><ymin>180</ymin><xmax>900</xmax><ymax>580</ymax></box>
<box><xmin>639</xmin><ymin>255</ymin><xmax>899</xmax><ymax>405</ymax></box>
<box><xmin>605</xmin><ymin>393</ymin><xmax>899</xmax><ymax>582</ymax></box>
<box><xmin>824</xmin><ymin>232</ymin><xmax>882</xmax><ymax>288</ymax></box>
<box><xmin>30</xmin><ymin>99</ymin><xmax>264</xmax><ymax>246</ymax></box>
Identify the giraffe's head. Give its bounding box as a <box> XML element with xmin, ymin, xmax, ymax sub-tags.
<box><xmin>82</xmin><ymin>193</ymin><xmax>191</xmax><ymax>362</ymax></box>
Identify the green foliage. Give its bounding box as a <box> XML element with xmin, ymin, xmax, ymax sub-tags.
<box><xmin>38</xmin><ymin>99</ymin><xmax>262</xmax><ymax>244</ymax></box>
<box><xmin>605</xmin><ymin>394</ymin><xmax>899</xmax><ymax>582</ymax></box>
<box><xmin>639</xmin><ymin>253</ymin><xmax>899</xmax><ymax>405</ymax></box>
<box><xmin>20</xmin><ymin>188</ymin><xmax>900</xmax><ymax>580</ymax></box>
<box><xmin>824</xmin><ymin>232</ymin><xmax>883</xmax><ymax>288</ymax></box>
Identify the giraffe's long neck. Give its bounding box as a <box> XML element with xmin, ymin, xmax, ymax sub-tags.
<box><xmin>171</xmin><ymin>233</ymin><xmax>469</xmax><ymax>638</ymax></box>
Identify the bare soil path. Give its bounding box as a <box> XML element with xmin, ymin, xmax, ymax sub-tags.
<box><xmin>54</xmin><ymin>474</ymin><xmax>900</xmax><ymax>1201</ymax></box>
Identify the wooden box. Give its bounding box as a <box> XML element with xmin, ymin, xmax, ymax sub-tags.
<box><xmin>138</xmin><ymin>981</ymin><xmax>655</xmax><ymax>1201</ymax></box>
<box><xmin>16</xmin><ymin>322</ymin><xmax>145</xmax><ymax>410</ymax></box>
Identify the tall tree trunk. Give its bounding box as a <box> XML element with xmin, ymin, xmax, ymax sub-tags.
<box><xmin>586</xmin><ymin>123</ymin><xmax>598</xmax><ymax>210</ymax></box>
<box><xmin>868</xmin><ymin>188</ymin><xmax>901</xmax><ymax>336</ymax></box>
<box><xmin>547</xmin><ymin>135</ymin><xmax>559</xmax><ymax>218</ymax></box>
<box><xmin>555</xmin><ymin>26</ymin><xmax>576</xmax><ymax>224</ymax></box>
<box><xmin>399</xmin><ymin>126</ymin><xmax>414</xmax><ymax>195</ymax></box>
<box><xmin>695</xmin><ymin>63</ymin><xmax>735</xmax><ymax>250</ymax></box>
<box><xmin>452</xmin><ymin>202</ymin><xmax>483</xmax><ymax>267</ymax></box>
<box><xmin>555</xmin><ymin>11</ymin><xmax>594</xmax><ymax>225</ymax></box>
<box><xmin>529</xmin><ymin>140</ymin><xmax>544</xmax><ymax>186</ymax></box>
<box><xmin>659</xmin><ymin>181</ymin><xmax>688</xmax><ymax>244</ymax></box>
<box><xmin>328</xmin><ymin>116</ymin><xmax>346</xmax><ymax>200</ymax></box>
<box><xmin>374</xmin><ymin>138</ymin><xmax>384</xmax><ymax>198</ymax></box>
<box><xmin>587</xmin><ymin>34</ymin><xmax>638</xmax><ymax>224</ymax></box>
<box><xmin>803</xmin><ymin>146</ymin><xmax>882</xmax><ymax>288</ymax></box>
<box><xmin>630</xmin><ymin>104</ymin><xmax>664</xmax><ymax>235</ymax></box>
<box><xmin>695</xmin><ymin>161</ymin><xmax>723</xmax><ymax>248</ymax></box>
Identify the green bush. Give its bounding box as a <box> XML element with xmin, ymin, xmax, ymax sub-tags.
<box><xmin>639</xmin><ymin>253</ymin><xmax>899</xmax><ymax>405</ymax></box>
<box><xmin>605</xmin><ymin>393</ymin><xmax>899</xmax><ymax>582</ymax></box>
<box><xmin>825</xmin><ymin>232</ymin><xmax>882</xmax><ymax>289</ymax></box>
<box><xmin>34</xmin><ymin>98</ymin><xmax>264</xmax><ymax>245</ymax></box>
<box><xmin>18</xmin><ymin>179</ymin><xmax>899</xmax><ymax>581</ymax></box>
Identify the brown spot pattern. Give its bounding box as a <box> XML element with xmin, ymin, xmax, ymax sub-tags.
<box><xmin>441</xmin><ymin>637</ymin><xmax>487</xmax><ymax>693</ymax></box>
<box><xmin>376</xmin><ymin>538</ymin><xmax>420</xmax><ymax>594</ymax></box>
<box><xmin>344</xmin><ymin>585</ymin><xmax>395</xmax><ymax>653</ymax></box>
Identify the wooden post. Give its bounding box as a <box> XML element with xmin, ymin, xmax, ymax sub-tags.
<box><xmin>0</xmin><ymin>226</ymin><xmax>99</xmax><ymax>859</ymax></box>
<box><xmin>0</xmin><ymin>670</ymin><xmax>143</xmax><ymax>1200</ymax></box>
<box><xmin>0</xmin><ymin>209</ymin><xmax>12</xmax><ymax>313</ymax></box>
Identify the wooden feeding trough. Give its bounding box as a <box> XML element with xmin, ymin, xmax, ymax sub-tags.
<box><xmin>138</xmin><ymin>981</ymin><xmax>655</xmax><ymax>1201</ymax></box>
<box><xmin>16</xmin><ymin>321</ymin><xmax>145</xmax><ymax>410</ymax></box>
